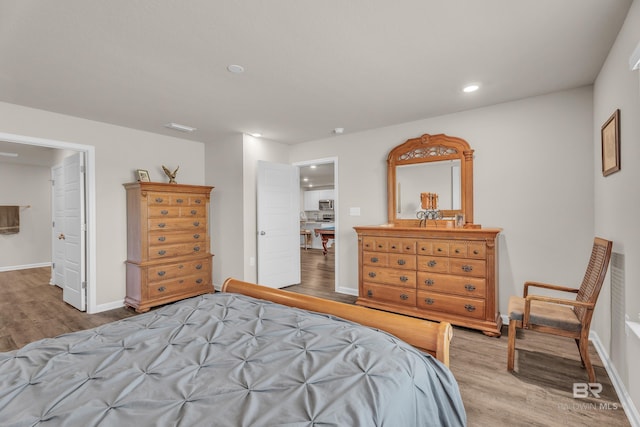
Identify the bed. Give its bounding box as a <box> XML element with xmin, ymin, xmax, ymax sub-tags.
<box><xmin>0</xmin><ymin>278</ymin><xmax>466</xmax><ymax>426</ymax></box>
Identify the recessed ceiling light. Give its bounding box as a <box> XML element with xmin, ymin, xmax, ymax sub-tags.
<box><xmin>308</xmin><ymin>184</ymin><xmax>313</xmax><ymax>188</ymax></box>
<box><xmin>0</xmin><ymin>152</ymin><xmax>18</xmax><ymax>157</ymax></box>
<box><xmin>164</xmin><ymin>122</ymin><xmax>197</xmax><ymax>132</ymax></box>
<box><xmin>303</xmin><ymin>177</ymin><xmax>309</xmax><ymax>182</ymax></box>
<box><xmin>249</xmin><ymin>132</ymin><xmax>262</xmax><ymax>138</ymax></box>
<box><xmin>333</xmin><ymin>127</ymin><xmax>344</xmax><ymax>134</ymax></box>
<box><xmin>310</xmin><ymin>165</ymin><xmax>317</xmax><ymax>169</ymax></box>
<box><xmin>463</xmin><ymin>84</ymin><xmax>480</xmax><ymax>93</ymax></box>
<box><xmin>227</xmin><ymin>64</ymin><xmax>245</xmax><ymax>74</ymax></box>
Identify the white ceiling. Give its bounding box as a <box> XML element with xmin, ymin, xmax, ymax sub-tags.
<box><xmin>0</xmin><ymin>0</ymin><xmax>632</xmax><ymax>150</ymax></box>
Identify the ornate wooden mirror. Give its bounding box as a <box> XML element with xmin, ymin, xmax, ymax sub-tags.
<box><xmin>387</xmin><ymin>133</ymin><xmax>475</xmax><ymax>227</ymax></box>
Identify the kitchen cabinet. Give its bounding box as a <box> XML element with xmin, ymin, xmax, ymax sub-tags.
<box><xmin>303</xmin><ymin>189</ymin><xmax>335</xmax><ymax>211</ymax></box>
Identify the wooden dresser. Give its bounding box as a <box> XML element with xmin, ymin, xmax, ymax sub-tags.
<box><xmin>124</xmin><ymin>182</ymin><xmax>214</xmax><ymax>312</ymax></box>
<box><xmin>354</xmin><ymin>225</ymin><xmax>502</xmax><ymax>336</ymax></box>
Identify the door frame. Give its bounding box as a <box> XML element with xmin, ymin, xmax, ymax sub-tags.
<box><xmin>0</xmin><ymin>132</ymin><xmax>97</xmax><ymax>313</ymax></box>
<box><xmin>293</xmin><ymin>157</ymin><xmax>339</xmax><ymax>293</ymax></box>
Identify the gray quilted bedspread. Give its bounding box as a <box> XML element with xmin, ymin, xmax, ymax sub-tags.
<box><xmin>0</xmin><ymin>293</ymin><xmax>466</xmax><ymax>426</ymax></box>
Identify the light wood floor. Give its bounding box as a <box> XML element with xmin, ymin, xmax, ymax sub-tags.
<box><xmin>0</xmin><ymin>263</ymin><xmax>630</xmax><ymax>426</ymax></box>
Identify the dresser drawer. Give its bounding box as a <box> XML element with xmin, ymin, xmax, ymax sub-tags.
<box><xmin>188</xmin><ymin>195</ymin><xmax>208</xmax><ymax>206</ymax></box>
<box><xmin>362</xmin><ymin>282</ymin><xmax>416</xmax><ymax>307</ymax></box>
<box><xmin>362</xmin><ymin>266</ymin><xmax>416</xmax><ymax>287</ymax></box>
<box><xmin>449</xmin><ymin>242</ymin><xmax>486</xmax><ymax>259</ymax></box>
<box><xmin>148</xmin><ymin>230</ymin><xmax>206</xmax><ymax>245</ymax></box>
<box><xmin>148</xmin><ymin>217</ymin><xmax>207</xmax><ymax>232</ymax></box>
<box><xmin>388</xmin><ymin>254</ymin><xmax>416</xmax><ymax>270</ymax></box>
<box><xmin>180</xmin><ymin>206</ymin><xmax>205</xmax><ymax>217</ymax></box>
<box><xmin>387</xmin><ymin>239</ymin><xmax>416</xmax><ymax>254</ymax></box>
<box><xmin>449</xmin><ymin>258</ymin><xmax>486</xmax><ymax>277</ymax></box>
<box><xmin>148</xmin><ymin>258</ymin><xmax>210</xmax><ymax>282</ymax></box>
<box><xmin>417</xmin><ymin>240</ymin><xmax>450</xmax><ymax>256</ymax></box>
<box><xmin>417</xmin><ymin>272</ymin><xmax>486</xmax><ymax>298</ymax></box>
<box><xmin>363</xmin><ymin>251</ymin><xmax>389</xmax><ymax>267</ymax></box>
<box><xmin>148</xmin><ymin>273</ymin><xmax>210</xmax><ymax>298</ymax></box>
<box><xmin>148</xmin><ymin>206</ymin><xmax>180</xmax><ymax>218</ymax></box>
<box><xmin>417</xmin><ymin>255</ymin><xmax>450</xmax><ymax>273</ymax></box>
<box><xmin>148</xmin><ymin>242</ymin><xmax>206</xmax><ymax>259</ymax></box>
<box><xmin>417</xmin><ymin>291</ymin><xmax>486</xmax><ymax>319</ymax></box>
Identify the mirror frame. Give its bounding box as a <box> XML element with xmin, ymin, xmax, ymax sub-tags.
<box><xmin>387</xmin><ymin>133</ymin><xmax>474</xmax><ymax>227</ymax></box>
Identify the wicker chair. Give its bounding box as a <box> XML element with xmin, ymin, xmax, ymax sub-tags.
<box><xmin>507</xmin><ymin>237</ymin><xmax>613</xmax><ymax>382</ymax></box>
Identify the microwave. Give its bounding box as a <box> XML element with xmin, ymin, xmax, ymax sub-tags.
<box><xmin>319</xmin><ymin>199</ymin><xmax>334</xmax><ymax>211</ymax></box>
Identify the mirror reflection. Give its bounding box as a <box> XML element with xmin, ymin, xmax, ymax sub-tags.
<box><xmin>396</xmin><ymin>160</ymin><xmax>461</xmax><ymax>219</ymax></box>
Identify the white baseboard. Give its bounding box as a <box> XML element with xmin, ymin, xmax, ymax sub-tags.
<box><xmin>336</xmin><ymin>286</ymin><xmax>358</xmax><ymax>296</ymax></box>
<box><xmin>0</xmin><ymin>262</ymin><xmax>51</xmax><ymax>272</ymax></box>
<box><xmin>590</xmin><ymin>331</ymin><xmax>640</xmax><ymax>427</ymax></box>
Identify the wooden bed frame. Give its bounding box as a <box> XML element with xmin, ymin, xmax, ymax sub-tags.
<box><xmin>222</xmin><ymin>278</ymin><xmax>453</xmax><ymax>367</ymax></box>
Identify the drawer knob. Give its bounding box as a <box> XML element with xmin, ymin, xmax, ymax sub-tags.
<box><xmin>193</xmin><ymin>221</ymin><xmax>200</xmax><ymax>226</ymax></box>
<box><xmin>158</xmin><ymin>236</ymin><xmax>166</xmax><ymax>242</ymax></box>
<box><xmin>473</xmin><ymin>250</ymin><xmax>479</xmax><ymax>255</ymax></box>
<box><xmin>437</xmin><ymin>247</ymin><xmax>443</xmax><ymax>252</ymax></box>
<box><xmin>371</xmin><ymin>257</ymin><xmax>379</xmax><ymax>263</ymax></box>
<box><xmin>196</xmin><ymin>278</ymin><xmax>203</xmax><ymax>284</ymax></box>
<box><xmin>397</xmin><ymin>259</ymin><xmax>406</xmax><ymax>265</ymax></box>
<box><xmin>378</xmin><ymin>244</ymin><xmax>383</xmax><ymax>248</ymax></box>
<box><xmin>157</xmin><ymin>271</ymin><xmax>166</xmax><ymax>276</ymax></box>
<box><xmin>195</xmin><ymin>199</ymin><xmax>202</xmax><ymax>204</ymax></box>
<box><xmin>424</xmin><ymin>279</ymin><xmax>434</xmax><ymax>286</ymax></box>
<box><xmin>400</xmin><ymin>293</ymin><xmax>409</xmax><ymax>300</ymax></box>
<box><xmin>405</xmin><ymin>246</ymin><xmax>412</xmax><ymax>250</ymax></box>
<box><xmin>455</xmin><ymin>249</ymin><xmax>460</xmax><ymax>253</ymax></box>
<box><xmin>155</xmin><ymin>197</ymin><xmax>163</xmax><ymax>203</ymax></box>
<box><xmin>368</xmin><ymin>272</ymin><xmax>377</xmax><ymax>278</ymax></box>
<box><xmin>465</xmin><ymin>304</ymin><xmax>476</xmax><ymax>312</ymax></box>
<box><xmin>158</xmin><ymin>286</ymin><xmax>166</xmax><ymax>292</ymax></box>
<box><xmin>195</xmin><ymin>264</ymin><xmax>203</xmax><ymax>270</ymax></box>
<box><xmin>420</xmin><ymin>247</ymin><xmax>427</xmax><ymax>251</ymax></box>
<box><xmin>177</xmin><ymin>198</ymin><xmax>184</xmax><ymax>203</ymax></box>
<box><xmin>193</xmin><ymin>246</ymin><xmax>200</xmax><ymax>252</ymax></box>
<box><xmin>193</xmin><ymin>234</ymin><xmax>200</xmax><ymax>239</ymax></box>
<box><xmin>464</xmin><ymin>284</ymin><xmax>476</xmax><ymax>291</ymax></box>
<box><xmin>158</xmin><ymin>223</ymin><xmax>166</xmax><ymax>228</ymax></box>
<box><xmin>158</xmin><ymin>250</ymin><xmax>166</xmax><ymax>255</ymax></box>
<box><xmin>178</xmin><ymin>264</ymin><xmax>184</xmax><ymax>269</ymax></box>
<box><xmin>462</xmin><ymin>265</ymin><xmax>473</xmax><ymax>272</ymax></box>
<box><xmin>425</xmin><ymin>298</ymin><xmax>434</xmax><ymax>305</ymax></box>
<box><xmin>399</xmin><ymin>276</ymin><xmax>408</xmax><ymax>282</ymax></box>
<box><xmin>428</xmin><ymin>260</ymin><xmax>437</xmax><ymax>267</ymax></box>
<box><xmin>161</xmin><ymin>210</ymin><xmax>169</xmax><ymax>215</ymax></box>
<box><xmin>191</xmin><ymin>209</ymin><xmax>197</xmax><ymax>215</ymax></box>
<box><xmin>367</xmin><ymin>290</ymin><xmax>373</xmax><ymax>297</ymax></box>
<box><xmin>391</xmin><ymin>245</ymin><xmax>397</xmax><ymax>249</ymax></box>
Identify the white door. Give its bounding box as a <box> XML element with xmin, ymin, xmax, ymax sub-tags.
<box><xmin>51</xmin><ymin>164</ymin><xmax>65</xmax><ymax>288</ymax></box>
<box><xmin>62</xmin><ymin>152</ymin><xmax>86</xmax><ymax>311</ymax></box>
<box><xmin>257</xmin><ymin>161</ymin><xmax>300</xmax><ymax>288</ymax></box>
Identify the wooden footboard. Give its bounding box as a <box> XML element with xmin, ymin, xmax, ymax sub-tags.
<box><xmin>222</xmin><ymin>278</ymin><xmax>453</xmax><ymax>367</ymax></box>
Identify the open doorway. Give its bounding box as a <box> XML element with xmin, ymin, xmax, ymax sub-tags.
<box><xmin>295</xmin><ymin>158</ymin><xmax>337</xmax><ymax>294</ymax></box>
<box><xmin>0</xmin><ymin>132</ymin><xmax>97</xmax><ymax>312</ymax></box>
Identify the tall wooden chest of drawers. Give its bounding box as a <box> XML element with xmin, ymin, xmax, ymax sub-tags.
<box><xmin>124</xmin><ymin>182</ymin><xmax>214</xmax><ymax>312</ymax></box>
<box><xmin>354</xmin><ymin>225</ymin><xmax>502</xmax><ymax>336</ymax></box>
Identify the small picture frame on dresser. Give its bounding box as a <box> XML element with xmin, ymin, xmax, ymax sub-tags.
<box><xmin>135</xmin><ymin>169</ymin><xmax>150</xmax><ymax>182</ymax></box>
<box><xmin>455</xmin><ymin>213</ymin><xmax>465</xmax><ymax>228</ymax></box>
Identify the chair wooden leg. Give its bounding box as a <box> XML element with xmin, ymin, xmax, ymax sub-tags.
<box><xmin>575</xmin><ymin>338</ymin><xmax>586</xmax><ymax>367</ymax></box>
<box><xmin>578</xmin><ymin>332</ymin><xmax>596</xmax><ymax>383</ymax></box>
<box><xmin>507</xmin><ymin>319</ymin><xmax>517</xmax><ymax>372</ymax></box>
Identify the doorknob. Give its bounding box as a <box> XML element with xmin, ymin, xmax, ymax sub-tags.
<box><xmin>260</xmin><ymin>231</ymin><xmax>266</xmax><ymax>235</ymax></box>
<box><xmin>58</xmin><ymin>233</ymin><xmax>66</xmax><ymax>240</ymax></box>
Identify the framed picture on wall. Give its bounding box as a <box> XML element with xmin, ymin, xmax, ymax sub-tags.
<box><xmin>136</xmin><ymin>169</ymin><xmax>150</xmax><ymax>182</ymax></box>
<box><xmin>601</xmin><ymin>109</ymin><xmax>620</xmax><ymax>177</ymax></box>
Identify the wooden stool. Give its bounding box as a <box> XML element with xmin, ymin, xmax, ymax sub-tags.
<box><xmin>300</xmin><ymin>229</ymin><xmax>312</xmax><ymax>249</ymax></box>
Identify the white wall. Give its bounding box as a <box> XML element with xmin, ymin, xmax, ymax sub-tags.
<box><xmin>204</xmin><ymin>134</ymin><xmax>245</xmax><ymax>287</ymax></box>
<box><xmin>0</xmin><ymin>163</ymin><xmax>51</xmax><ymax>269</ymax></box>
<box><xmin>289</xmin><ymin>87</ymin><xmax>595</xmax><ymax>315</ymax></box>
<box><xmin>593</xmin><ymin>0</ymin><xmax>640</xmax><ymax>414</ymax></box>
<box><xmin>0</xmin><ymin>101</ymin><xmax>206</xmax><ymax>307</ymax></box>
